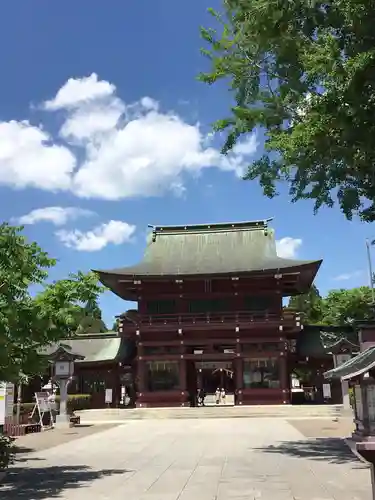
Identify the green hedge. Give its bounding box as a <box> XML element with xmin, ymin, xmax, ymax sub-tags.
<box><xmin>13</xmin><ymin>394</ymin><xmax>92</xmax><ymax>416</ymax></box>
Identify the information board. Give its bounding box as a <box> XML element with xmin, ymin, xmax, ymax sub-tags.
<box><xmin>105</xmin><ymin>388</ymin><xmax>113</xmax><ymax>404</ymax></box>
<box><xmin>30</xmin><ymin>392</ymin><xmax>54</xmax><ymax>430</ymax></box>
<box><xmin>323</xmin><ymin>383</ymin><xmax>331</xmax><ymax>399</ymax></box>
<box><xmin>0</xmin><ymin>382</ymin><xmax>15</xmax><ymax>425</ymax></box>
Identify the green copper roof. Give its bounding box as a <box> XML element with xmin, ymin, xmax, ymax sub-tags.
<box><xmin>297</xmin><ymin>326</ymin><xmax>359</xmax><ymax>357</ymax></box>
<box><xmin>324</xmin><ymin>347</ymin><xmax>375</xmax><ymax>380</ymax></box>
<box><xmin>96</xmin><ymin>220</ymin><xmax>321</xmax><ymax>278</ymax></box>
<box><xmin>41</xmin><ymin>333</ymin><xmax>132</xmax><ymax>364</ymax></box>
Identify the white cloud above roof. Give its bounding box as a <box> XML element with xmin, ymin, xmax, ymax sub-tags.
<box><xmin>276</xmin><ymin>237</ymin><xmax>302</xmax><ymax>258</ymax></box>
<box><xmin>14</xmin><ymin>206</ymin><xmax>95</xmax><ymax>226</ymax></box>
<box><xmin>0</xmin><ymin>73</ymin><xmax>259</xmax><ymax>200</ymax></box>
<box><xmin>56</xmin><ymin>220</ymin><xmax>136</xmax><ymax>251</ymax></box>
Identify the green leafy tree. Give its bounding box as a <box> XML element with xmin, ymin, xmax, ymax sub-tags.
<box><xmin>199</xmin><ymin>0</ymin><xmax>375</xmax><ymax>221</ymax></box>
<box><xmin>288</xmin><ymin>285</ymin><xmax>323</xmax><ymax>324</ymax></box>
<box><xmin>321</xmin><ymin>286</ymin><xmax>375</xmax><ymax>325</ymax></box>
<box><xmin>75</xmin><ymin>300</ymin><xmax>108</xmax><ymax>334</ymax></box>
<box><xmin>0</xmin><ymin>224</ymin><xmax>105</xmax><ymax>382</ymax></box>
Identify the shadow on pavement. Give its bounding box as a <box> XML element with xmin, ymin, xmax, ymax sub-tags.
<box><xmin>255</xmin><ymin>437</ymin><xmax>368</xmax><ymax>466</ymax></box>
<box><xmin>0</xmin><ymin>464</ymin><xmax>130</xmax><ymax>499</ymax></box>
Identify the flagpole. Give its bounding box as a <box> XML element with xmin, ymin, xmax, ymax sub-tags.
<box><xmin>366</xmin><ymin>239</ymin><xmax>375</xmax><ymax>303</ymax></box>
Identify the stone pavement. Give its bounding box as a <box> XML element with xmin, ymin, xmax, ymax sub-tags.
<box><xmin>0</xmin><ymin>418</ymin><xmax>372</xmax><ymax>500</ymax></box>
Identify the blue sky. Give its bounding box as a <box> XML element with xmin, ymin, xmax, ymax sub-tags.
<box><xmin>0</xmin><ymin>1</ymin><xmax>373</xmax><ymax>328</ymax></box>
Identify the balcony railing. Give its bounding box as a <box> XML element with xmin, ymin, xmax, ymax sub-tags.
<box><xmin>120</xmin><ymin>309</ymin><xmax>300</xmax><ymax>329</ymax></box>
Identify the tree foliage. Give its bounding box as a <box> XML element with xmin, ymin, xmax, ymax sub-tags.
<box><xmin>288</xmin><ymin>284</ymin><xmax>375</xmax><ymax>325</ymax></box>
<box><xmin>0</xmin><ymin>224</ymin><xmax>105</xmax><ymax>382</ymax></box>
<box><xmin>199</xmin><ymin>0</ymin><xmax>375</xmax><ymax>221</ymax></box>
<box><xmin>288</xmin><ymin>285</ymin><xmax>323</xmax><ymax>324</ymax></box>
<box><xmin>322</xmin><ymin>286</ymin><xmax>375</xmax><ymax>325</ymax></box>
<box><xmin>75</xmin><ymin>300</ymin><xmax>108</xmax><ymax>335</ymax></box>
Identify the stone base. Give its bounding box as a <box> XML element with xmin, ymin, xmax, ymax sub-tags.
<box><xmin>54</xmin><ymin>414</ymin><xmax>71</xmax><ymax>429</ymax></box>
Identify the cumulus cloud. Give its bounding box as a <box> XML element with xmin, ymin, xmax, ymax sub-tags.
<box><xmin>0</xmin><ymin>121</ymin><xmax>75</xmax><ymax>191</ymax></box>
<box><xmin>276</xmin><ymin>237</ymin><xmax>302</xmax><ymax>258</ymax></box>
<box><xmin>44</xmin><ymin>73</ymin><xmax>115</xmax><ymax>110</ymax></box>
<box><xmin>333</xmin><ymin>270</ymin><xmax>363</xmax><ymax>281</ymax></box>
<box><xmin>0</xmin><ymin>73</ymin><xmax>259</xmax><ymax>200</ymax></box>
<box><xmin>56</xmin><ymin>220</ymin><xmax>136</xmax><ymax>251</ymax></box>
<box><xmin>14</xmin><ymin>206</ymin><xmax>95</xmax><ymax>226</ymax></box>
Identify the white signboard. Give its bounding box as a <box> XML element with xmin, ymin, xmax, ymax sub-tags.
<box><xmin>30</xmin><ymin>392</ymin><xmax>54</xmax><ymax>430</ymax></box>
<box><xmin>105</xmin><ymin>388</ymin><xmax>113</xmax><ymax>404</ymax></box>
<box><xmin>0</xmin><ymin>382</ymin><xmax>15</xmax><ymax>425</ymax></box>
<box><xmin>55</xmin><ymin>361</ymin><xmax>71</xmax><ymax>377</ymax></box>
<box><xmin>323</xmin><ymin>383</ymin><xmax>331</xmax><ymax>399</ymax></box>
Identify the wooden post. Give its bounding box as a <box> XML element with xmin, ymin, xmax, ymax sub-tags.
<box><xmin>179</xmin><ymin>358</ymin><xmax>187</xmax><ymax>392</ymax></box>
<box><xmin>279</xmin><ymin>355</ymin><xmax>289</xmax><ymax>403</ymax></box>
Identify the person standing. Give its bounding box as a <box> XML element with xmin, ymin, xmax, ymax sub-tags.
<box><xmin>215</xmin><ymin>387</ymin><xmax>220</xmax><ymax>405</ymax></box>
<box><xmin>221</xmin><ymin>388</ymin><xmax>226</xmax><ymax>405</ymax></box>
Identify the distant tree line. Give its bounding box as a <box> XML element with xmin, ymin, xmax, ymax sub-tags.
<box><xmin>288</xmin><ymin>285</ymin><xmax>375</xmax><ymax>326</ymax></box>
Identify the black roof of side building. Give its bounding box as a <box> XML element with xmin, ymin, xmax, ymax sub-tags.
<box><xmin>95</xmin><ymin>220</ymin><xmax>322</xmax><ymax>300</ymax></box>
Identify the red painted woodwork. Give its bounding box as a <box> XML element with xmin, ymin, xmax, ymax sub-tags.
<box><xmin>116</xmin><ymin>272</ymin><xmax>304</xmax><ymax>407</ymax></box>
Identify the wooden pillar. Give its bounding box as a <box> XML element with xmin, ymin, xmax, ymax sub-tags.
<box><xmin>137</xmin><ymin>360</ymin><xmax>147</xmax><ymax>392</ymax></box>
<box><xmin>362</xmin><ymin>379</ymin><xmax>370</xmax><ymax>436</ymax></box>
<box><xmin>179</xmin><ymin>358</ymin><xmax>187</xmax><ymax>391</ymax></box>
<box><xmin>234</xmin><ymin>357</ymin><xmax>243</xmax><ymax>405</ymax></box>
<box><xmin>279</xmin><ymin>354</ymin><xmax>289</xmax><ymax>403</ymax></box>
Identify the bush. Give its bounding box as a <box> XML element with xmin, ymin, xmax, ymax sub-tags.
<box><xmin>13</xmin><ymin>394</ymin><xmax>92</xmax><ymax>417</ymax></box>
<box><xmin>56</xmin><ymin>394</ymin><xmax>92</xmax><ymax>413</ymax></box>
<box><xmin>0</xmin><ymin>433</ymin><xmax>15</xmax><ymax>471</ymax></box>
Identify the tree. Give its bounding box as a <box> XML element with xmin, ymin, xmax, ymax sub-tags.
<box><xmin>0</xmin><ymin>223</ymin><xmax>105</xmax><ymax>382</ymax></box>
<box><xmin>321</xmin><ymin>287</ymin><xmax>375</xmax><ymax>325</ymax></box>
<box><xmin>75</xmin><ymin>300</ymin><xmax>108</xmax><ymax>335</ymax></box>
<box><xmin>199</xmin><ymin>1</ymin><xmax>375</xmax><ymax>221</ymax></box>
<box><xmin>288</xmin><ymin>285</ymin><xmax>323</xmax><ymax>324</ymax></box>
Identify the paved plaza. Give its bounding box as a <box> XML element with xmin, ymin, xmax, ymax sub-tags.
<box><xmin>0</xmin><ymin>418</ymin><xmax>372</xmax><ymax>500</ymax></box>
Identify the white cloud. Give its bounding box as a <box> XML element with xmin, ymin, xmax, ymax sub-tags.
<box><xmin>276</xmin><ymin>237</ymin><xmax>302</xmax><ymax>258</ymax></box>
<box><xmin>56</xmin><ymin>220</ymin><xmax>136</xmax><ymax>251</ymax></box>
<box><xmin>333</xmin><ymin>270</ymin><xmax>363</xmax><ymax>281</ymax></box>
<box><xmin>0</xmin><ymin>73</ymin><xmax>259</xmax><ymax>200</ymax></box>
<box><xmin>44</xmin><ymin>73</ymin><xmax>115</xmax><ymax>110</ymax></box>
<box><xmin>0</xmin><ymin>121</ymin><xmax>75</xmax><ymax>191</ymax></box>
<box><xmin>15</xmin><ymin>206</ymin><xmax>95</xmax><ymax>226</ymax></box>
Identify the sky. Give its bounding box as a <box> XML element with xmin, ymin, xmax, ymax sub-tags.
<box><xmin>0</xmin><ymin>1</ymin><xmax>373</xmax><ymax>328</ymax></box>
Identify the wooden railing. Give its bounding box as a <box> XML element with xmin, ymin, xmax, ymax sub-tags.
<box><xmin>121</xmin><ymin>309</ymin><xmax>300</xmax><ymax>328</ymax></box>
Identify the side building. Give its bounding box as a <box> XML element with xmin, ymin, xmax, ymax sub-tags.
<box><xmin>96</xmin><ymin>219</ymin><xmax>324</xmax><ymax>407</ymax></box>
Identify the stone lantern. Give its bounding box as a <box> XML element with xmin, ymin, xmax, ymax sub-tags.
<box><xmin>48</xmin><ymin>345</ymin><xmax>85</xmax><ymax>428</ymax></box>
<box><xmin>324</xmin><ymin>344</ymin><xmax>375</xmax><ymax>497</ymax></box>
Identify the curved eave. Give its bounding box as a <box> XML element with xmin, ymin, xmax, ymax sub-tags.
<box><xmin>95</xmin><ymin>260</ymin><xmax>322</xmax><ymax>301</ymax></box>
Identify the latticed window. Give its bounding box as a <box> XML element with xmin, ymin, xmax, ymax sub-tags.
<box><xmin>145</xmin><ymin>300</ymin><xmax>176</xmax><ymax>315</ymax></box>
<box><xmin>244</xmin><ymin>296</ymin><xmax>274</xmax><ymax>311</ymax></box>
<box><xmin>146</xmin><ymin>361</ymin><xmax>179</xmax><ymax>391</ymax></box>
<box><xmin>188</xmin><ymin>299</ymin><xmax>229</xmax><ymax>314</ymax></box>
<box><xmin>243</xmin><ymin>358</ymin><xmax>280</xmax><ymax>389</ymax></box>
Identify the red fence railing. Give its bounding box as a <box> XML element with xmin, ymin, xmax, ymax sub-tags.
<box><xmin>120</xmin><ymin>309</ymin><xmax>300</xmax><ymax>328</ymax></box>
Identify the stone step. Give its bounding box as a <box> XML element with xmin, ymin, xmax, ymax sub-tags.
<box><xmin>77</xmin><ymin>404</ymin><xmax>349</xmax><ymax>422</ymax></box>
